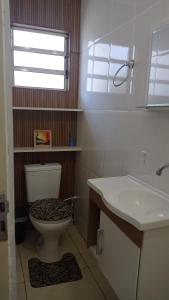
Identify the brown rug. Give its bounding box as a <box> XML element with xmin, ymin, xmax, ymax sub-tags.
<box><xmin>28</xmin><ymin>253</ymin><xmax>82</xmax><ymax>288</ymax></box>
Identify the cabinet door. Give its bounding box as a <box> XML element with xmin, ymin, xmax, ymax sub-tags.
<box><xmin>97</xmin><ymin>212</ymin><xmax>140</xmax><ymax>300</ymax></box>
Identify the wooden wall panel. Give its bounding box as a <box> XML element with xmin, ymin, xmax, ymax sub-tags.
<box><xmin>10</xmin><ymin>0</ymin><xmax>81</xmax><ymax>53</ymax></box>
<box><xmin>13</xmin><ymin>111</ymin><xmax>77</xmax><ymax>147</ymax></box>
<box><xmin>14</xmin><ymin>152</ymin><xmax>76</xmax><ymax>206</ymax></box>
<box><xmin>10</xmin><ymin>0</ymin><xmax>81</xmax><ymax>207</ymax></box>
<box><xmin>12</xmin><ymin>53</ymin><xmax>79</xmax><ymax>108</ymax></box>
<box><xmin>10</xmin><ymin>0</ymin><xmax>81</xmax><ymax>108</ymax></box>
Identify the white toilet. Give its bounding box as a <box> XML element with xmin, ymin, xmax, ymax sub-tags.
<box><xmin>24</xmin><ymin>163</ymin><xmax>72</xmax><ymax>262</ymax></box>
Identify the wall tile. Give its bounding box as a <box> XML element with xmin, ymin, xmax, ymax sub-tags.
<box><xmin>77</xmin><ymin>0</ymin><xmax>169</xmax><ymax>238</ymax></box>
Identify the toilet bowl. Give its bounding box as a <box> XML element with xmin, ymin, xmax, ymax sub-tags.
<box><xmin>25</xmin><ymin>163</ymin><xmax>73</xmax><ymax>262</ymax></box>
<box><xmin>30</xmin><ymin>215</ymin><xmax>72</xmax><ymax>262</ymax></box>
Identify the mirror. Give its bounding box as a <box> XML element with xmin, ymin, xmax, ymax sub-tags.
<box><xmin>147</xmin><ymin>24</ymin><xmax>169</xmax><ymax>108</ymax></box>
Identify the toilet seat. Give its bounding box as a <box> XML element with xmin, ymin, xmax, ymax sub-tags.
<box><xmin>30</xmin><ymin>214</ymin><xmax>72</xmax><ymax>225</ymax></box>
<box><xmin>29</xmin><ymin>198</ymin><xmax>73</xmax><ymax>222</ymax></box>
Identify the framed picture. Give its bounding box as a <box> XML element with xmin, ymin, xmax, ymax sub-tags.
<box><xmin>34</xmin><ymin>130</ymin><xmax>52</xmax><ymax>147</ymax></box>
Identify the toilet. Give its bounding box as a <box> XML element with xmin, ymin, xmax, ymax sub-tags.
<box><xmin>24</xmin><ymin>163</ymin><xmax>72</xmax><ymax>262</ymax></box>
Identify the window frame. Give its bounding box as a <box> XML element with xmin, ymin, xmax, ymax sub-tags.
<box><xmin>11</xmin><ymin>24</ymin><xmax>69</xmax><ymax>91</ymax></box>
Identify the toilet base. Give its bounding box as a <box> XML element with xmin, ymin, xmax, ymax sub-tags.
<box><xmin>30</xmin><ymin>215</ymin><xmax>72</xmax><ymax>263</ymax></box>
<box><xmin>37</xmin><ymin>236</ymin><xmax>62</xmax><ymax>263</ymax></box>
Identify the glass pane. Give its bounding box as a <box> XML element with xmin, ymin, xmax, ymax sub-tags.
<box><xmin>154</xmin><ymin>83</ymin><xmax>169</xmax><ymax>96</ymax></box>
<box><xmin>14</xmin><ymin>71</ymin><xmax>65</xmax><ymax>89</ymax></box>
<box><xmin>87</xmin><ymin>78</ymin><xmax>92</xmax><ymax>92</ymax></box>
<box><xmin>156</xmin><ymin>67</ymin><xmax>169</xmax><ymax>81</ymax></box>
<box><xmin>93</xmin><ymin>61</ymin><xmax>109</xmax><ymax>76</ymax></box>
<box><xmin>14</xmin><ymin>51</ymin><xmax>64</xmax><ymax>71</ymax></box>
<box><xmin>94</xmin><ymin>43</ymin><xmax>110</xmax><ymax>59</ymax></box>
<box><xmin>13</xmin><ymin>29</ymin><xmax>65</xmax><ymax>52</ymax></box>
<box><xmin>88</xmin><ymin>60</ymin><xmax>93</xmax><ymax>74</ymax></box>
<box><xmin>108</xmin><ymin>79</ymin><xmax>127</xmax><ymax>94</ymax></box>
<box><xmin>109</xmin><ymin>63</ymin><xmax>128</xmax><ymax>77</ymax></box>
<box><xmin>157</xmin><ymin>53</ymin><xmax>169</xmax><ymax>65</ymax></box>
<box><xmin>110</xmin><ymin>45</ymin><xmax>129</xmax><ymax>61</ymax></box>
<box><xmin>92</xmin><ymin>78</ymin><xmax>108</xmax><ymax>93</ymax></box>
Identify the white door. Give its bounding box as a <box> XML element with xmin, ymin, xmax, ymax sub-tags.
<box><xmin>98</xmin><ymin>212</ymin><xmax>140</xmax><ymax>300</ymax></box>
<box><xmin>0</xmin><ymin>0</ymin><xmax>15</xmax><ymax>300</ymax></box>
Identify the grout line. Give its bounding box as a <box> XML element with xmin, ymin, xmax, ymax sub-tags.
<box><xmin>67</xmin><ymin>230</ymin><xmax>107</xmax><ymax>299</ymax></box>
<box><xmin>18</xmin><ymin>228</ymin><xmax>108</xmax><ymax>300</ymax></box>
<box><xmin>67</xmin><ymin>228</ymin><xmax>117</xmax><ymax>299</ymax></box>
<box><xmin>89</xmin><ymin>265</ymin><xmax>119</xmax><ymax>300</ymax></box>
<box><xmin>66</xmin><ymin>230</ymin><xmax>79</xmax><ymax>249</ymax></box>
<box><xmin>78</xmin><ymin>251</ymin><xmax>94</xmax><ymax>272</ymax></box>
<box><xmin>68</xmin><ymin>231</ymin><xmax>88</xmax><ymax>254</ymax></box>
<box><xmin>17</xmin><ymin>246</ymin><xmax>28</xmax><ymax>300</ymax></box>
<box><xmin>23</xmin><ymin>281</ymin><xmax>28</xmax><ymax>300</ymax></box>
<box><xmin>67</xmin><ymin>227</ymin><xmax>92</xmax><ymax>271</ymax></box>
<box><xmin>89</xmin><ymin>267</ymin><xmax>106</xmax><ymax>297</ymax></box>
<box><xmin>67</xmin><ymin>230</ymin><xmax>89</xmax><ymax>269</ymax></box>
<box><xmin>17</xmin><ymin>246</ymin><xmax>25</xmax><ymax>284</ymax></box>
<box><xmin>83</xmin><ymin>0</ymin><xmax>162</xmax><ymax>53</ymax></box>
<box><xmin>18</xmin><ymin>245</ymin><xmax>28</xmax><ymax>285</ymax></box>
<box><xmin>67</xmin><ymin>227</ymin><xmax>107</xmax><ymax>299</ymax></box>
<box><xmin>87</xmin><ymin>266</ymin><xmax>107</xmax><ymax>300</ymax></box>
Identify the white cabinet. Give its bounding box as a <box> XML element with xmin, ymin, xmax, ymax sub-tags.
<box><xmin>137</xmin><ymin>228</ymin><xmax>169</xmax><ymax>300</ymax></box>
<box><xmin>97</xmin><ymin>212</ymin><xmax>140</xmax><ymax>300</ymax></box>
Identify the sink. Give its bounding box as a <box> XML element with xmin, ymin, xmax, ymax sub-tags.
<box><xmin>88</xmin><ymin>176</ymin><xmax>169</xmax><ymax>231</ymax></box>
<box><xmin>118</xmin><ymin>190</ymin><xmax>169</xmax><ymax>213</ymax></box>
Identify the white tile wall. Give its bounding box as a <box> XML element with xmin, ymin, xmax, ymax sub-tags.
<box><xmin>76</xmin><ymin>0</ymin><xmax>169</xmax><ymax>239</ymax></box>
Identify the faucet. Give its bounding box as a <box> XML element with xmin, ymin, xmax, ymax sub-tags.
<box><xmin>156</xmin><ymin>163</ymin><xmax>169</xmax><ymax>176</ymax></box>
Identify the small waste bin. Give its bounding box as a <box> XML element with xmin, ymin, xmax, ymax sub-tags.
<box><xmin>15</xmin><ymin>207</ymin><xmax>28</xmax><ymax>244</ymax></box>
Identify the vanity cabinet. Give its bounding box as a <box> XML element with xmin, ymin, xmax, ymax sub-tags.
<box><xmin>98</xmin><ymin>212</ymin><xmax>140</xmax><ymax>300</ymax></box>
<box><xmin>87</xmin><ymin>187</ymin><xmax>169</xmax><ymax>300</ymax></box>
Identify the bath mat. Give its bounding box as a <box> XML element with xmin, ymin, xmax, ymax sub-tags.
<box><xmin>28</xmin><ymin>253</ymin><xmax>82</xmax><ymax>288</ymax></box>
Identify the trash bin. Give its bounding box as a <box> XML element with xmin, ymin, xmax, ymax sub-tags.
<box><xmin>15</xmin><ymin>207</ymin><xmax>28</xmax><ymax>244</ymax></box>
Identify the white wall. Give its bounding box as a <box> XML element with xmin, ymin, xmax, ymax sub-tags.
<box><xmin>76</xmin><ymin>0</ymin><xmax>169</xmax><ymax>239</ymax></box>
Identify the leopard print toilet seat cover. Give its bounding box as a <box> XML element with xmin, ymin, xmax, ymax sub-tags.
<box><xmin>29</xmin><ymin>198</ymin><xmax>73</xmax><ymax>222</ymax></box>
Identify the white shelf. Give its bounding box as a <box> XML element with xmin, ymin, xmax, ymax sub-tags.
<box><xmin>14</xmin><ymin>146</ymin><xmax>82</xmax><ymax>153</ymax></box>
<box><xmin>13</xmin><ymin>107</ymin><xmax>83</xmax><ymax>112</ymax></box>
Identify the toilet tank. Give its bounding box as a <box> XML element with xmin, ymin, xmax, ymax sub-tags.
<box><xmin>24</xmin><ymin>163</ymin><xmax>62</xmax><ymax>203</ymax></box>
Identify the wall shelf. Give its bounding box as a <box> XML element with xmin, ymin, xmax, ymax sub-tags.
<box><xmin>14</xmin><ymin>146</ymin><xmax>82</xmax><ymax>153</ymax></box>
<box><xmin>13</xmin><ymin>107</ymin><xmax>83</xmax><ymax>112</ymax></box>
<box><xmin>136</xmin><ymin>105</ymin><xmax>169</xmax><ymax>111</ymax></box>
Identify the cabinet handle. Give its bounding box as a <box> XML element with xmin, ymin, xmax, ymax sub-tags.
<box><xmin>96</xmin><ymin>229</ymin><xmax>103</xmax><ymax>255</ymax></box>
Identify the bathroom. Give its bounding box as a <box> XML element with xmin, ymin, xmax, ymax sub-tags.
<box><xmin>1</xmin><ymin>0</ymin><xmax>169</xmax><ymax>299</ymax></box>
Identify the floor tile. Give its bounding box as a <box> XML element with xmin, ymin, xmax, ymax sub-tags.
<box><xmin>20</xmin><ymin>231</ymin><xmax>88</xmax><ymax>282</ymax></box>
<box><xmin>68</xmin><ymin>225</ymin><xmax>88</xmax><ymax>253</ymax></box>
<box><xmin>16</xmin><ymin>283</ymin><xmax>27</xmax><ymax>300</ymax></box>
<box><xmin>68</xmin><ymin>226</ymin><xmax>97</xmax><ymax>267</ymax></box>
<box><xmin>25</xmin><ymin>268</ymin><xmax>105</xmax><ymax>300</ymax></box>
<box><xmin>16</xmin><ymin>247</ymin><xmax>24</xmax><ymax>284</ymax></box>
<box><xmin>19</xmin><ymin>235</ymin><xmax>38</xmax><ymax>283</ymax></box>
<box><xmin>90</xmin><ymin>266</ymin><xmax>119</xmax><ymax>300</ymax></box>
<box><xmin>60</xmin><ymin>233</ymin><xmax>80</xmax><ymax>254</ymax></box>
<box><xmin>18</xmin><ymin>228</ymin><xmax>114</xmax><ymax>300</ymax></box>
<box><xmin>80</xmin><ymin>249</ymin><xmax>98</xmax><ymax>268</ymax></box>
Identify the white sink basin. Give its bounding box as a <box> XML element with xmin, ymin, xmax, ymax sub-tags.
<box><xmin>88</xmin><ymin>176</ymin><xmax>169</xmax><ymax>231</ymax></box>
<box><xmin>118</xmin><ymin>190</ymin><xmax>168</xmax><ymax>213</ymax></box>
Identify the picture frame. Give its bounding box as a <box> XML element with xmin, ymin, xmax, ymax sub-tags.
<box><xmin>34</xmin><ymin>130</ymin><xmax>52</xmax><ymax>148</ymax></box>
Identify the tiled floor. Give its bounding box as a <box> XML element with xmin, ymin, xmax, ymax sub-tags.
<box><xmin>16</xmin><ymin>225</ymin><xmax>118</xmax><ymax>300</ymax></box>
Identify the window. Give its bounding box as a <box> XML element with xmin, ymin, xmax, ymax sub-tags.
<box><xmin>11</xmin><ymin>26</ymin><xmax>69</xmax><ymax>90</ymax></box>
